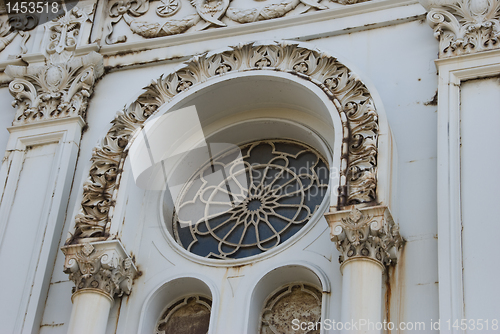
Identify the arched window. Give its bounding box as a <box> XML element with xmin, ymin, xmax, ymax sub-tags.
<box><xmin>259</xmin><ymin>283</ymin><xmax>322</xmax><ymax>334</ymax></box>
<box><xmin>155</xmin><ymin>295</ymin><xmax>212</xmax><ymax>334</ymax></box>
<box><xmin>172</xmin><ymin>139</ymin><xmax>329</xmax><ymax>259</ymax></box>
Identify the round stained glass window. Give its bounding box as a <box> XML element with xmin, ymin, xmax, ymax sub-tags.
<box><xmin>172</xmin><ymin>139</ymin><xmax>329</xmax><ymax>259</ymax></box>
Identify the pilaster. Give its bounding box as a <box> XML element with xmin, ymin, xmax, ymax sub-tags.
<box><xmin>420</xmin><ymin>1</ymin><xmax>500</xmax><ymax>331</ymax></box>
<box><xmin>0</xmin><ymin>4</ymin><xmax>103</xmax><ymax>331</ymax></box>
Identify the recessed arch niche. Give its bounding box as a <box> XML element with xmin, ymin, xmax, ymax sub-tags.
<box><xmin>247</xmin><ymin>264</ymin><xmax>329</xmax><ymax>334</ymax></box>
<box><xmin>69</xmin><ymin>40</ymin><xmax>396</xmax><ymax>243</ymax></box>
<box><xmin>138</xmin><ymin>276</ymin><xmax>216</xmax><ymax>334</ymax></box>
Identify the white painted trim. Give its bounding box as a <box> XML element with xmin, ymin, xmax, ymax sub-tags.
<box><xmin>435</xmin><ymin>49</ymin><xmax>500</xmax><ymax>334</ymax></box>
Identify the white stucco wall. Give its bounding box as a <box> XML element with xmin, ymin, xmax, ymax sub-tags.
<box><xmin>25</xmin><ymin>6</ymin><xmax>443</xmax><ymax>332</ymax></box>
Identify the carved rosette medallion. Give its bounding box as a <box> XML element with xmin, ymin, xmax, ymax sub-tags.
<box><xmin>62</xmin><ymin>241</ymin><xmax>137</xmax><ymax>300</ymax></box>
<box><xmin>70</xmin><ymin>41</ymin><xmax>380</xmax><ymax>242</ymax></box>
<box><xmin>325</xmin><ymin>206</ymin><xmax>404</xmax><ymax>268</ymax></box>
<box><xmin>5</xmin><ymin>52</ymin><xmax>104</xmax><ymax>125</ymax></box>
<box><xmin>423</xmin><ymin>0</ymin><xmax>500</xmax><ymax>57</ymax></box>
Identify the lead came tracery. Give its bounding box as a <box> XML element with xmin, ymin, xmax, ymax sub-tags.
<box><xmin>172</xmin><ymin>140</ymin><xmax>329</xmax><ymax>259</ymax></box>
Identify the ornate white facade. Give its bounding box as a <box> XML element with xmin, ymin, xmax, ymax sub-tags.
<box><xmin>0</xmin><ymin>0</ymin><xmax>498</xmax><ymax>333</ymax></box>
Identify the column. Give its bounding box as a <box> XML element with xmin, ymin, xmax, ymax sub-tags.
<box><xmin>325</xmin><ymin>206</ymin><xmax>403</xmax><ymax>334</ymax></box>
<box><xmin>62</xmin><ymin>241</ymin><xmax>137</xmax><ymax>334</ymax></box>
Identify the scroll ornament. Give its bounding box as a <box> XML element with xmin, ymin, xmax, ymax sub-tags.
<box><xmin>5</xmin><ymin>51</ymin><xmax>103</xmax><ymax>125</ymax></box>
<box><xmin>424</xmin><ymin>0</ymin><xmax>500</xmax><ymax>57</ymax></box>
<box><xmin>0</xmin><ymin>10</ymin><xmax>38</xmax><ymax>56</ymax></box>
<box><xmin>5</xmin><ymin>5</ymin><xmax>102</xmax><ymax>125</ymax></box>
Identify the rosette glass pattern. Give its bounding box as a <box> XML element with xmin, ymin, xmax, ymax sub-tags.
<box><xmin>172</xmin><ymin>140</ymin><xmax>329</xmax><ymax>259</ymax></box>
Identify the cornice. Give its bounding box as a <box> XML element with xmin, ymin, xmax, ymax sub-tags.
<box><xmin>434</xmin><ymin>46</ymin><xmax>500</xmax><ymax>67</ymax></box>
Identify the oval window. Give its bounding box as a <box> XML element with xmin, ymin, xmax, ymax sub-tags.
<box><xmin>172</xmin><ymin>139</ymin><xmax>329</xmax><ymax>259</ymax></box>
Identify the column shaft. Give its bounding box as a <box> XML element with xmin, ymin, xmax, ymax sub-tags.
<box><xmin>341</xmin><ymin>259</ymin><xmax>384</xmax><ymax>334</ymax></box>
<box><xmin>67</xmin><ymin>291</ymin><xmax>113</xmax><ymax>334</ymax></box>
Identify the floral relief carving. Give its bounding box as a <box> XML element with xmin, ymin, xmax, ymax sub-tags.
<box><xmin>5</xmin><ymin>51</ymin><xmax>104</xmax><ymax>125</ymax></box>
<box><xmin>69</xmin><ymin>41</ymin><xmax>380</xmax><ymax>241</ymax></box>
<box><xmin>425</xmin><ymin>0</ymin><xmax>500</xmax><ymax>57</ymax></box>
<box><xmin>62</xmin><ymin>241</ymin><xmax>137</xmax><ymax>299</ymax></box>
<box><xmin>105</xmin><ymin>0</ymin><xmax>369</xmax><ymax>43</ymax></box>
<box><xmin>0</xmin><ymin>15</ymin><xmax>37</xmax><ymax>55</ymax></box>
<box><xmin>325</xmin><ymin>206</ymin><xmax>404</xmax><ymax>267</ymax></box>
<box><xmin>45</xmin><ymin>5</ymin><xmax>94</xmax><ymax>63</ymax></box>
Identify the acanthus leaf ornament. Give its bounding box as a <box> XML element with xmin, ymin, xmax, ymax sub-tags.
<box><xmin>424</xmin><ymin>0</ymin><xmax>500</xmax><ymax>57</ymax></box>
<box><xmin>62</xmin><ymin>241</ymin><xmax>137</xmax><ymax>299</ymax></box>
<box><xmin>325</xmin><ymin>206</ymin><xmax>404</xmax><ymax>268</ymax></box>
<box><xmin>69</xmin><ymin>41</ymin><xmax>380</xmax><ymax>241</ymax></box>
<box><xmin>5</xmin><ymin>51</ymin><xmax>104</xmax><ymax>125</ymax></box>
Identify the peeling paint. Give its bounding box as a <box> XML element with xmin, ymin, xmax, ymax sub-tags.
<box><xmin>40</xmin><ymin>323</ymin><xmax>64</xmax><ymax>327</ymax></box>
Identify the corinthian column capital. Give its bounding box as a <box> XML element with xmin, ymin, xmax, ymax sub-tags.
<box><xmin>5</xmin><ymin>51</ymin><xmax>103</xmax><ymax>126</ymax></box>
<box><xmin>62</xmin><ymin>240</ymin><xmax>137</xmax><ymax>301</ymax></box>
<box><xmin>420</xmin><ymin>0</ymin><xmax>500</xmax><ymax>58</ymax></box>
<box><xmin>325</xmin><ymin>206</ymin><xmax>404</xmax><ymax>269</ymax></box>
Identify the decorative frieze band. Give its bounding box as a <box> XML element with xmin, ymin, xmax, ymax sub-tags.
<box><xmin>422</xmin><ymin>0</ymin><xmax>500</xmax><ymax>57</ymax></box>
<box><xmin>105</xmin><ymin>0</ymin><xmax>370</xmax><ymax>44</ymax></box>
<box><xmin>325</xmin><ymin>206</ymin><xmax>404</xmax><ymax>268</ymax></box>
<box><xmin>5</xmin><ymin>51</ymin><xmax>104</xmax><ymax>125</ymax></box>
<box><xmin>62</xmin><ymin>241</ymin><xmax>137</xmax><ymax>300</ymax></box>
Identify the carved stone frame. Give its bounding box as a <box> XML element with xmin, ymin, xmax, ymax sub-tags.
<box><xmin>69</xmin><ymin>41</ymin><xmax>385</xmax><ymax>242</ymax></box>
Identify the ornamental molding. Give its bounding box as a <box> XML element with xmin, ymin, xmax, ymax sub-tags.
<box><xmin>105</xmin><ymin>0</ymin><xmax>369</xmax><ymax>44</ymax></box>
<box><xmin>0</xmin><ymin>4</ymin><xmax>92</xmax><ymax>59</ymax></box>
<box><xmin>44</xmin><ymin>4</ymin><xmax>95</xmax><ymax>64</ymax></box>
<box><xmin>423</xmin><ymin>0</ymin><xmax>500</xmax><ymax>57</ymax></box>
<box><xmin>62</xmin><ymin>240</ymin><xmax>137</xmax><ymax>300</ymax></box>
<box><xmin>5</xmin><ymin>51</ymin><xmax>104</xmax><ymax>125</ymax></box>
<box><xmin>69</xmin><ymin>41</ymin><xmax>379</xmax><ymax>242</ymax></box>
<box><xmin>324</xmin><ymin>206</ymin><xmax>404</xmax><ymax>268</ymax></box>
